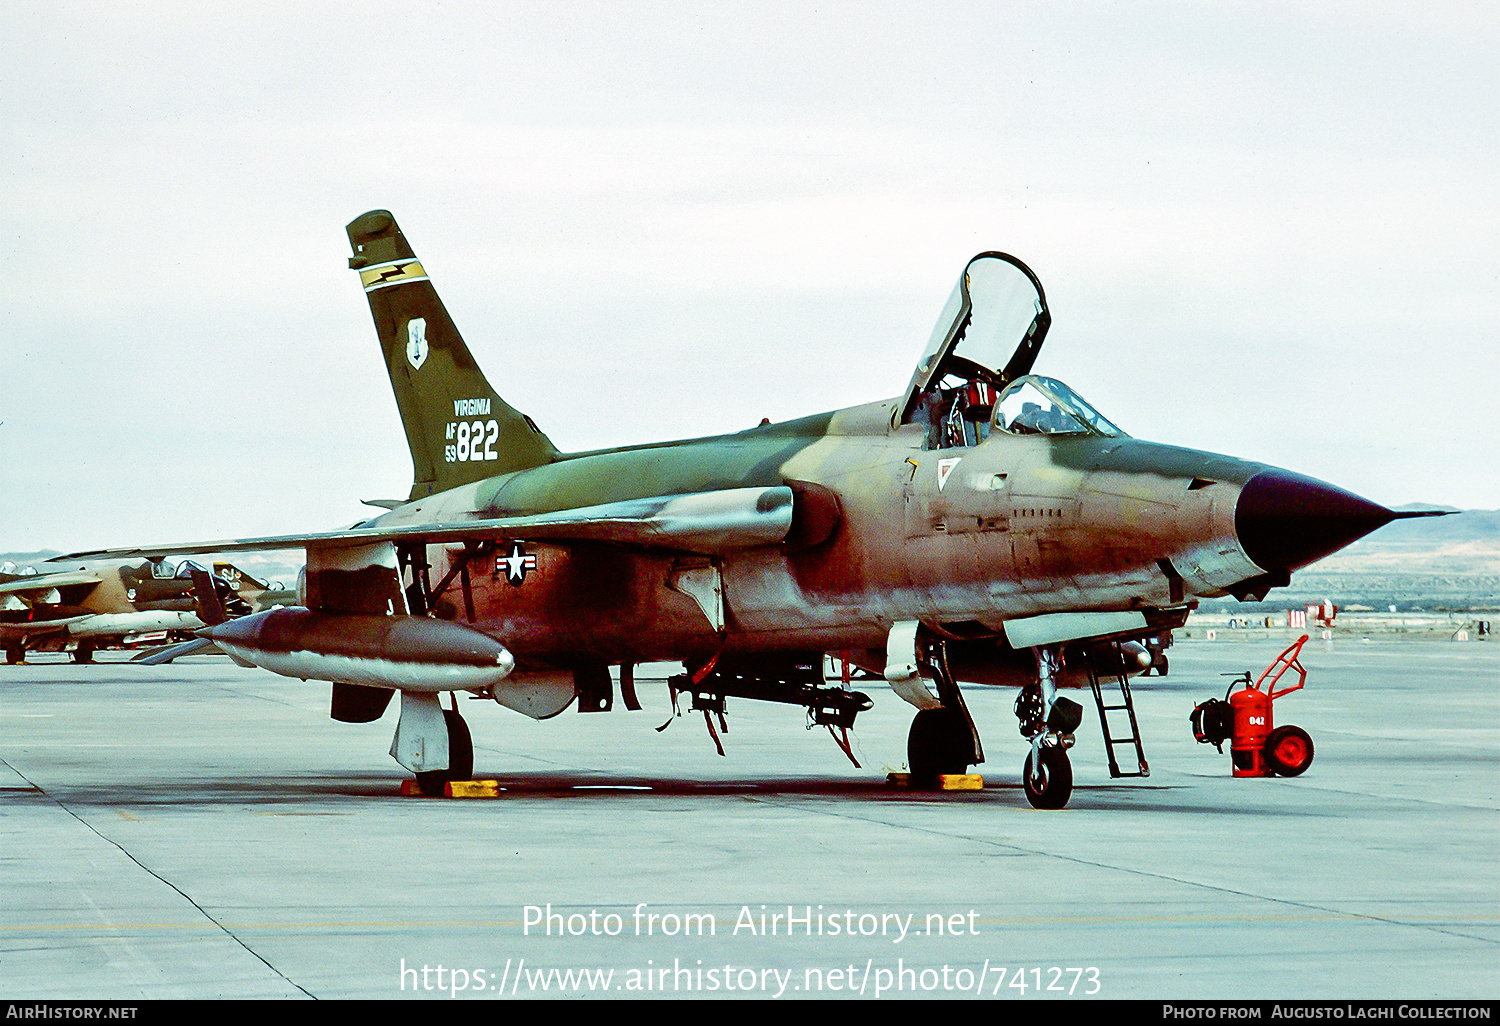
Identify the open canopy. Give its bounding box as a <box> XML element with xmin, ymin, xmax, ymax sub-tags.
<box><xmin>900</xmin><ymin>254</ymin><xmax>1127</xmax><ymax>449</ymax></box>
<box><xmin>900</xmin><ymin>252</ymin><xmax>1051</xmax><ymax>425</ymax></box>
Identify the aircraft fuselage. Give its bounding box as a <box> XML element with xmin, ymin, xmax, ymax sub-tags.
<box><xmin>371</xmin><ymin>396</ymin><xmax>1269</xmax><ymax>671</ymax></box>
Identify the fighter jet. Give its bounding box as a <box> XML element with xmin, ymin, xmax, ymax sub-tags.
<box><xmin>0</xmin><ymin>558</ymin><xmax>251</xmax><ymax>663</ymax></box>
<box><xmin>66</xmin><ymin>211</ymin><xmax>1445</xmax><ymax>806</ymax></box>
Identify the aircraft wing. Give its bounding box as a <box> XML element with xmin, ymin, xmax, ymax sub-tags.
<box><xmin>0</xmin><ymin>570</ymin><xmax>106</xmax><ymax>596</ymax></box>
<box><xmin>56</xmin><ymin>486</ymin><xmax>796</xmax><ymax>560</ymax></box>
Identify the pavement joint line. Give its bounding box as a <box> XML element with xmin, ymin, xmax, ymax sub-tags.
<box><xmin>0</xmin><ymin>755</ymin><xmax>316</xmax><ymax>1000</ymax></box>
<box><xmin>739</xmin><ymin>793</ymin><xmax>1500</xmax><ymax>948</ymax></box>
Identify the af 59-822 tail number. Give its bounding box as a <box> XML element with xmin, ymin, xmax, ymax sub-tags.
<box><xmin>445</xmin><ymin>419</ymin><xmax>499</xmax><ymax>463</ymax></box>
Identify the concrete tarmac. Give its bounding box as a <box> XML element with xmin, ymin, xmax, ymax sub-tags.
<box><xmin>0</xmin><ymin>641</ymin><xmax>1495</xmax><ymax>1000</ymax></box>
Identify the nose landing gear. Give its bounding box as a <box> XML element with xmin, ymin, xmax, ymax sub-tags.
<box><xmin>1015</xmin><ymin>647</ymin><xmax>1083</xmax><ymax>809</ymax></box>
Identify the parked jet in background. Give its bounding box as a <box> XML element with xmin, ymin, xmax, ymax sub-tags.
<box><xmin>0</xmin><ymin>559</ymin><xmax>250</xmax><ymax>663</ymax></box>
<box><xmin>66</xmin><ymin>211</ymin><xmax>1446</xmax><ymax>805</ymax></box>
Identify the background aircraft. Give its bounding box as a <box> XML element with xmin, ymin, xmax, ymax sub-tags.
<box><xmin>68</xmin><ymin>211</ymin><xmax>1443</xmax><ymax>806</ymax></box>
<box><xmin>0</xmin><ymin>559</ymin><xmax>251</xmax><ymax>663</ymax></box>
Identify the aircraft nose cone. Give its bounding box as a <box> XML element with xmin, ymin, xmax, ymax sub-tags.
<box><xmin>1235</xmin><ymin>468</ymin><xmax>1397</xmax><ymax>573</ymax></box>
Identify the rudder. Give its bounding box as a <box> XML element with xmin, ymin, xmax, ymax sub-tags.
<box><xmin>346</xmin><ymin>210</ymin><xmax>557</xmax><ymax>499</ymax></box>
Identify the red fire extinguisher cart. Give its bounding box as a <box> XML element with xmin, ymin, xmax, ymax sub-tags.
<box><xmin>1192</xmin><ymin>635</ymin><xmax>1315</xmax><ymax>777</ymax></box>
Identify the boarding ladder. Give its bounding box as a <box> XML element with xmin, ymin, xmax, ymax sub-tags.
<box><xmin>1088</xmin><ymin>666</ymin><xmax>1150</xmax><ymax>778</ymax></box>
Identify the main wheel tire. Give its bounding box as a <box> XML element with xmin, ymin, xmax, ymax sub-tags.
<box><xmin>1155</xmin><ymin>654</ymin><xmax>1169</xmax><ymax>677</ymax></box>
<box><xmin>415</xmin><ymin>708</ymin><xmax>475</xmax><ymax>796</ymax></box>
<box><xmin>71</xmin><ymin>645</ymin><xmax>94</xmax><ymax>664</ymax></box>
<box><xmin>1264</xmin><ymin>725</ymin><xmax>1314</xmax><ymax>777</ymax></box>
<box><xmin>5</xmin><ymin>646</ymin><xmax>23</xmax><ymax>665</ymax></box>
<box><xmin>907</xmin><ymin>708</ymin><xmax>973</xmax><ymax>779</ymax></box>
<box><xmin>1022</xmin><ymin>747</ymin><xmax>1074</xmax><ymax>809</ymax></box>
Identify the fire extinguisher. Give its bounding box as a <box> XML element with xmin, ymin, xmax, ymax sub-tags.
<box><xmin>1191</xmin><ymin>635</ymin><xmax>1315</xmax><ymax>777</ymax></box>
<box><xmin>1229</xmin><ymin>679</ymin><xmax>1273</xmax><ymax>776</ymax></box>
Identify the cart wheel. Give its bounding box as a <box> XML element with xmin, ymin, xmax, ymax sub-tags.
<box><xmin>1022</xmin><ymin>747</ymin><xmax>1073</xmax><ymax>809</ymax></box>
<box><xmin>1264</xmin><ymin>725</ymin><xmax>1314</xmax><ymax>777</ymax></box>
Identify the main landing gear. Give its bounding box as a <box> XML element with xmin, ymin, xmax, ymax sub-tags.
<box><xmin>1013</xmin><ymin>647</ymin><xmax>1083</xmax><ymax>809</ymax></box>
<box><xmin>412</xmin><ymin>696</ymin><xmax>475</xmax><ymax>797</ymax></box>
<box><xmin>903</xmin><ymin>641</ymin><xmax>984</xmax><ymax>780</ymax></box>
<box><xmin>907</xmin><ymin>707</ymin><xmax>977</xmax><ymax>778</ymax></box>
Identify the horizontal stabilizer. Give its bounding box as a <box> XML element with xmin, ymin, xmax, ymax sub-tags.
<box><xmin>57</xmin><ymin>486</ymin><xmax>795</xmax><ymax>561</ymax></box>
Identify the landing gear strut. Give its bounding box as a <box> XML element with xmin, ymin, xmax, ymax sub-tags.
<box><xmin>1015</xmin><ymin>647</ymin><xmax>1082</xmax><ymax>809</ymax></box>
<box><xmin>414</xmin><ymin>701</ymin><xmax>474</xmax><ymax>796</ymax></box>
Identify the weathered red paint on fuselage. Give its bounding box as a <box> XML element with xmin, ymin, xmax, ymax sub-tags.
<box><xmin>391</xmin><ymin>396</ymin><xmax>1267</xmax><ymax>671</ymax></box>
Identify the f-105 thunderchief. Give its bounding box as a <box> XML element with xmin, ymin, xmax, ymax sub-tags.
<box><xmin>71</xmin><ymin>212</ymin><xmax>1443</xmax><ymax>806</ymax></box>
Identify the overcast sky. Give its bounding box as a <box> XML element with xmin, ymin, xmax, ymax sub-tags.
<box><xmin>2</xmin><ymin>1</ymin><xmax>1495</xmax><ymax>551</ymax></box>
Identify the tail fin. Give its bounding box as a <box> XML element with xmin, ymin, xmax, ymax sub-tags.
<box><xmin>213</xmin><ymin>562</ymin><xmax>266</xmax><ymax>596</ymax></box>
<box><xmin>187</xmin><ymin>566</ymin><xmax>228</xmax><ymax>626</ymax></box>
<box><xmin>346</xmin><ymin>210</ymin><xmax>558</xmax><ymax>499</ymax></box>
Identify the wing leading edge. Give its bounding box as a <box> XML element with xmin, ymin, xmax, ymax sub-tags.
<box><xmin>56</xmin><ymin>486</ymin><xmax>797</xmax><ymax>561</ymax></box>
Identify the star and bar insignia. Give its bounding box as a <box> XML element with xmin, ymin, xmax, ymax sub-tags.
<box><xmin>497</xmin><ymin>542</ymin><xmax>537</xmax><ymax>586</ymax></box>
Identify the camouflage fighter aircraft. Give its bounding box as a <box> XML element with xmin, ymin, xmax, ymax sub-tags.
<box><xmin>0</xmin><ymin>559</ymin><xmax>250</xmax><ymax>663</ymax></box>
<box><xmin>65</xmin><ymin>211</ymin><xmax>1445</xmax><ymax>805</ymax></box>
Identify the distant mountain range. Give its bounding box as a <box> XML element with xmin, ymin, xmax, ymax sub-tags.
<box><xmin>1381</xmin><ymin>506</ymin><xmax>1500</xmax><ymax>546</ymax></box>
<box><xmin>1317</xmin><ymin>508</ymin><xmax>1500</xmax><ymax>574</ymax></box>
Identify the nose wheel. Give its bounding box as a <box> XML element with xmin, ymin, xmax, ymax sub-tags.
<box><xmin>1022</xmin><ymin>746</ymin><xmax>1073</xmax><ymax>809</ymax></box>
<box><xmin>1014</xmin><ymin>646</ymin><xmax>1083</xmax><ymax>809</ymax></box>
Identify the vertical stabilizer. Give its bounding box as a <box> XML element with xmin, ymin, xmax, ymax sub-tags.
<box><xmin>346</xmin><ymin>210</ymin><xmax>558</xmax><ymax>499</ymax></box>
